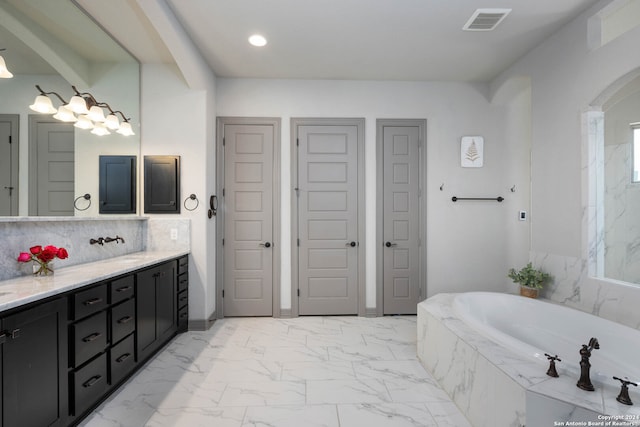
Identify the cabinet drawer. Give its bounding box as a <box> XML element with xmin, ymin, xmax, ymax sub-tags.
<box><xmin>177</xmin><ymin>273</ymin><xmax>188</xmax><ymax>293</ymax></box>
<box><xmin>111</xmin><ymin>299</ymin><xmax>135</xmax><ymax>344</ymax></box>
<box><xmin>72</xmin><ymin>311</ymin><xmax>107</xmax><ymax>367</ymax></box>
<box><xmin>177</xmin><ymin>256</ymin><xmax>188</xmax><ymax>276</ymax></box>
<box><xmin>178</xmin><ymin>305</ymin><xmax>188</xmax><ymax>332</ymax></box>
<box><xmin>110</xmin><ymin>333</ymin><xmax>135</xmax><ymax>386</ymax></box>
<box><xmin>72</xmin><ymin>353</ymin><xmax>108</xmax><ymax>417</ymax></box>
<box><xmin>73</xmin><ymin>284</ymin><xmax>108</xmax><ymax>320</ymax></box>
<box><xmin>110</xmin><ymin>275</ymin><xmax>134</xmax><ymax>305</ymax></box>
<box><xmin>177</xmin><ymin>290</ymin><xmax>188</xmax><ymax>309</ymax></box>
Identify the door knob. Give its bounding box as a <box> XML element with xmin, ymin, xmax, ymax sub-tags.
<box><xmin>385</xmin><ymin>242</ymin><xmax>397</xmax><ymax>247</ymax></box>
<box><xmin>346</xmin><ymin>241</ymin><xmax>357</xmax><ymax>247</ymax></box>
<box><xmin>260</xmin><ymin>242</ymin><xmax>272</xmax><ymax>248</ymax></box>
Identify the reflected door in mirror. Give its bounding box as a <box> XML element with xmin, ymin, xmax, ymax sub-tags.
<box><xmin>0</xmin><ymin>115</ymin><xmax>19</xmax><ymax>216</ymax></box>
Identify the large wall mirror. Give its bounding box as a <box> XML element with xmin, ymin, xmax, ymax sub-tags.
<box><xmin>0</xmin><ymin>0</ymin><xmax>140</xmax><ymax>217</ymax></box>
<box><xmin>602</xmin><ymin>73</ymin><xmax>640</xmax><ymax>285</ymax></box>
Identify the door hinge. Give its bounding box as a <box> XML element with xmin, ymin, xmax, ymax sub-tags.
<box><xmin>222</xmin><ymin>188</ymin><xmax>225</xmax><ymax>197</ymax></box>
<box><xmin>222</xmin><ymin>238</ymin><xmax>225</xmax><ymax>246</ymax></box>
<box><xmin>296</xmin><ymin>138</ymin><xmax>299</xmax><ymax>147</ymax></box>
<box><xmin>222</xmin><ymin>289</ymin><xmax>225</xmax><ymax>298</ymax></box>
<box><xmin>294</xmin><ymin>187</ymin><xmax>299</xmax><ymax>197</ymax></box>
<box><xmin>297</xmin><ymin>238</ymin><xmax>300</xmax><ymax>247</ymax></box>
<box><xmin>297</xmin><ymin>289</ymin><xmax>300</xmax><ymax>297</ymax></box>
<box><xmin>222</xmin><ymin>137</ymin><xmax>225</xmax><ymax>146</ymax></box>
<box><xmin>8</xmin><ymin>135</ymin><xmax>12</xmax><ymax>144</ymax></box>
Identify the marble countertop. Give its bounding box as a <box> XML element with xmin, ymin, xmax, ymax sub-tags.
<box><xmin>0</xmin><ymin>250</ymin><xmax>189</xmax><ymax>313</ymax></box>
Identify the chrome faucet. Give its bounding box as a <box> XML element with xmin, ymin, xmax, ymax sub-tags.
<box><xmin>577</xmin><ymin>337</ymin><xmax>599</xmax><ymax>391</ymax></box>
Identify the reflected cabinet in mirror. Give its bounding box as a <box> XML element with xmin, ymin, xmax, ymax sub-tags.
<box><xmin>0</xmin><ymin>0</ymin><xmax>140</xmax><ymax>217</ymax></box>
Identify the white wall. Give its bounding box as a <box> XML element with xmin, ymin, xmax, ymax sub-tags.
<box><xmin>493</xmin><ymin>0</ymin><xmax>640</xmax><ymax>329</ymax></box>
<box><xmin>216</xmin><ymin>78</ymin><xmax>532</xmax><ymax>310</ymax></box>
<box><xmin>141</xmin><ymin>63</ymin><xmax>217</xmax><ymax>326</ymax></box>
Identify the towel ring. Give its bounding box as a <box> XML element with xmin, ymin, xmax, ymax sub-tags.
<box><xmin>74</xmin><ymin>194</ymin><xmax>91</xmax><ymax>211</ymax></box>
<box><xmin>184</xmin><ymin>194</ymin><xmax>199</xmax><ymax>211</ymax></box>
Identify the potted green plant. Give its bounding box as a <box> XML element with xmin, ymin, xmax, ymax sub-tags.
<box><xmin>508</xmin><ymin>262</ymin><xmax>551</xmax><ymax>298</ymax></box>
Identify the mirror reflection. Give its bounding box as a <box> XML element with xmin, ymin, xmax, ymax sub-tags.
<box><xmin>603</xmin><ymin>75</ymin><xmax>640</xmax><ymax>284</ymax></box>
<box><xmin>0</xmin><ymin>0</ymin><xmax>140</xmax><ymax>217</ymax></box>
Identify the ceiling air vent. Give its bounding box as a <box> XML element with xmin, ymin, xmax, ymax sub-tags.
<box><xmin>463</xmin><ymin>8</ymin><xmax>512</xmax><ymax>31</ymax></box>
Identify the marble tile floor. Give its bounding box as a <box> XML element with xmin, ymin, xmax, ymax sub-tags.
<box><xmin>80</xmin><ymin>316</ymin><xmax>471</xmax><ymax>427</ymax></box>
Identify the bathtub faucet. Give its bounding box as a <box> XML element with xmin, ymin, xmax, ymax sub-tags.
<box><xmin>576</xmin><ymin>337</ymin><xmax>599</xmax><ymax>391</ymax></box>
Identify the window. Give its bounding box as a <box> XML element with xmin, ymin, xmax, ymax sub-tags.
<box><xmin>633</xmin><ymin>124</ymin><xmax>640</xmax><ymax>182</ymax></box>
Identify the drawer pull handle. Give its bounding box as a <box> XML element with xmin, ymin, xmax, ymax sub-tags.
<box><xmin>117</xmin><ymin>316</ymin><xmax>133</xmax><ymax>324</ymax></box>
<box><xmin>180</xmin><ymin>312</ymin><xmax>188</xmax><ymax>319</ymax></box>
<box><xmin>180</xmin><ymin>279</ymin><xmax>188</xmax><ymax>284</ymax></box>
<box><xmin>116</xmin><ymin>353</ymin><xmax>131</xmax><ymax>363</ymax></box>
<box><xmin>82</xmin><ymin>375</ymin><xmax>102</xmax><ymax>388</ymax></box>
<box><xmin>179</xmin><ymin>262</ymin><xmax>188</xmax><ymax>268</ymax></box>
<box><xmin>180</xmin><ymin>296</ymin><xmax>188</xmax><ymax>302</ymax></box>
<box><xmin>115</xmin><ymin>286</ymin><xmax>131</xmax><ymax>293</ymax></box>
<box><xmin>84</xmin><ymin>297</ymin><xmax>103</xmax><ymax>306</ymax></box>
<box><xmin>82</xmin><ymin>332</ymin><xmax>102</xmax><ymax>342</ymax></box>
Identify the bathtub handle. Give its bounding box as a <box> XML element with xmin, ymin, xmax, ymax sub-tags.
<box><xmin>385</xmin><ymin>242</ymin><xmax>397</xmax><ymax>248</ymax></box>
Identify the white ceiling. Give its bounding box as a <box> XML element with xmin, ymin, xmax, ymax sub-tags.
<box><xmin>162</xmin><ymin>0</ymin><xmax>601</xmax><ymax>82</ymax></box>
<box><xmin>3</xmin><ymin>0</ymin><xmax>603</xmax><ymax>83</ymax></box>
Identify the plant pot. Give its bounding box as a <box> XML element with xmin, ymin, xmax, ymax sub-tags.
<box><xmin>520</xmin><ymin>286</ymin><xmax>538</xmax><ymax>298</ymax></box>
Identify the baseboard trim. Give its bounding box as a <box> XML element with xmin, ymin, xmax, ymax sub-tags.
<box><xmin>280</xmin><ymin>308</ymin><xmax>293</xmax><ymax>318</ymax></box>
<box><xmin>365</xmin><ymin>307</ymin><xmax>378</xmax><ymax>318</ymax></box>
<box><xmin>188</xmin><ymin>312</ymin><xmax>217</xmax><ymax>331</ymax></box>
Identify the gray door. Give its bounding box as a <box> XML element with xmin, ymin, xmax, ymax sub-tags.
<box><xmin>29</xmin><ymin>117</ymin><xmax>74</xmax><ymax>216</ymax></box>
<box><xmin>296</xmin><ymin>123</ymin><xmax>361</xmax><ymax>315</ymax></box>
<box><xmin>223</xmin><ymin>123</ymin><xmax>274</xmax><ymax>316</ymax></box>
<box><xmin>0</xmin><ymin>115</ymin><xmax>18</xmax><ymax>216</ymax></box>
<box><xmin>382</xmin><ymin>124</ymin><xmax>421</xmax><ymax>314</ymax></box>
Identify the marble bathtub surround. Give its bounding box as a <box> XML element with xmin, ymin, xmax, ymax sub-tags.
<box><xmin>79</xmin><ymin>315</ymin><xmax>471</xmax><ymax>427</ymax></box>
<box><xmin>417</xmin><ymin>294</ymin><xmax>640</xmax><ymax>427</ymax></box>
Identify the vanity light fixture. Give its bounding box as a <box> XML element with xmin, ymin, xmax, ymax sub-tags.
<box><xmin>29</xmin><ymin>85</ymin><xmax>135</xmax><ymax>136</ymax></box>
<box><xmin>0</xmin><ymin>49</ymin><xmax>13</xmax><ymax>78</ymax></box>
<box><xmin>248</xmin><ymin>34</ymin><xmax>267</xmax><ymax>47</ymax></box>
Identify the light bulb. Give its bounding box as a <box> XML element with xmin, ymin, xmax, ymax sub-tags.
<box><xmin>65</xmin><ymin>96</ymin><xmax>89</xmax><ymax>114</ymax></box>
<box><xmin>104</xmin><ymin>114</ymin><xmax>120</xmax><ymax>130</ymax></box>
<box><xmin>116</xmin><ymin>121</ymin><xmax>135</xmax><ymax>136</ymax></box>
<box><xmin>0</xmin><ymin>55</ymin><xmax>13</xmax><ymax>78</ymax></box>
<box><xmin>91</xmin><ymin>122</ymin><xmax>110</xmax><ymax>136</ymax></box>
<box><xmin>53</xmin><ymin>105</ymin><xmax>77</xmax><ymax>122</ymax></box>
<box><xmin>74</xmin><ymin>115</ymin><xmax>94</xmax><ymax>130</ymax></box>
<box><xmin>29</xmin><ymin>95</ymin><xmax>57</xmax><ymax>114</ymax></box>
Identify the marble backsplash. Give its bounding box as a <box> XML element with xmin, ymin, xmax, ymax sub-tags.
<box><xmin>0</xmin><ymin>217</ymin><xmax>190</xmax><ymax>281</ymax></box>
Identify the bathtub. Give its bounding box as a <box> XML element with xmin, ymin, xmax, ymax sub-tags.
<box><xmin>452</xmin><ymin>292</ymin><xmax>640</xmax><ymax>386</ymax></box>
<box><xmin>417</xmin><ymin>292</ymin><xmax>640</xmax><ymax>427</ymax></box>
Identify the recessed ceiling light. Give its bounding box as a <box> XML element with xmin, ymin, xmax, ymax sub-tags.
<box><xmin>248</xmin><ymin>34</ymin><xmax>267</xmax><ymax>47</ymax></box>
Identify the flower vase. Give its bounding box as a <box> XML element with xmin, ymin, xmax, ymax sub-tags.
<box><xmin>33</xmin><ymin>261</ymin><xmax>54</xmax><ymax>276</ymax></box>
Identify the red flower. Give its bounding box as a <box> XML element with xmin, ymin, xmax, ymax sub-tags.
<box><xmin>17</xmin><ymin>252</ymin><xmax>32</xmax><ymax>262</ymax></box>
<box><xmin>38</xmin><ymin>246</ymin><xmax>58</xmax><ymax>263</ymax></box>
<box><xmin>30</xmin><ymin>245</ymin><xmax>42</xmax><ymax>255</ymax></box>
<box><xmin>57</xmin><ymin>247</ymin><xmax>69</xmax><ymax>259</ymax></box>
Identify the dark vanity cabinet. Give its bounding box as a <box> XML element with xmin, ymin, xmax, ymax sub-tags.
<box><xmin>0</xmin><ymin>298</ymin><xmax>68</xmax><ymax>427</ymax></box>
<box><xmin>177</xmin><ymin>256</ymin><xmax>189</xmax><ymax>332</ymax></box>
<box><xmin>0</xmin><ymin>256</ymin><xmax>187</xmax><ymax>426</ymax></box>
<box><xmin>144</xmin><ymin>155</ymin><xmax>180</xmax><ymax>214</ymax></box>
<box><xmin>136</xmin><ymin>261</ymin><xmax>177</xmax><ymax>363</ymax></box>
